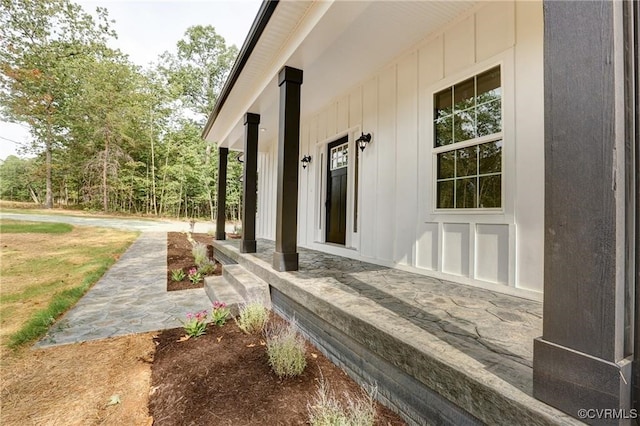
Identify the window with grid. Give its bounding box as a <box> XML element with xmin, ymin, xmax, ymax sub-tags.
<box><xmin>433</xmin><ymin>66</ymin><xmax>502</xmax><ymax>209</ymax></box>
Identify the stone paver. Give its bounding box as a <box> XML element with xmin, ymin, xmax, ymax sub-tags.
<box><xmin>35</xmin><ymin>232</ymin><xmax>210</xmax><ymax>348</ymax></box>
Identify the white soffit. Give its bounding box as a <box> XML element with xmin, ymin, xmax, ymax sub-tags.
<box><xmin>207</xmin><ymin>0</ymin><xmax>477</xmax><ymax>149</ymax></box>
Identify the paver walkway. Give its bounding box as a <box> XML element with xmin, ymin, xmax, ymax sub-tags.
<box><xmin>35</xmin><ymin>232</ymin><xmax>210</xmax><ymax>348</ymax></box>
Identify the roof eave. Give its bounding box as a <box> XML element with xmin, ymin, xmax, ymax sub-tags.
<box><xmin>201</xmin><ymin>0</ymin><xmax>279</xmax><ymax>141</ymax></box>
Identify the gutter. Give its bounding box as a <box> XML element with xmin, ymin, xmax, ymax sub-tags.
<box><xmin>201</xmin><ymin>0</ymin><xmax>279</xmax><ymax>140</ymax></box>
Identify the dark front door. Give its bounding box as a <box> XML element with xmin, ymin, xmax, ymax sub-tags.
<box><xmin>326</xmin><ymin>137</ymin><xmax>348</xmax><ymax>245</ymax></box>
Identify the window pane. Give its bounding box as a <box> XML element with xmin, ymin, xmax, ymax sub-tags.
<box><xmin>456</xmin><ymin>178</ymin><xmax>477</xmax><ymax>208</ymax></box>
<box><xmin>437</xmin><ymin>151</ymin><xmax>455</xmax><ymax>179</ymax></box>
<box><xmin>453</xmin><ymin>110</ymin><xmax>475</xmax><ymax>142</ymax></box>
<box><xmin>479</xmin><ymin>140</ymin><xmax>502</xmax><ymax>174</ymax></box>
<box><xmin>453</xmin><ymin>77</ymin><xmax>474</xmax><ymax>112</ymax></box>
<box><xmin>456</xmin><ymin>146</ymin><xmax>477</xmax><ymax>177</ymax></box>
<box><xmin>434</xmin><ymin>88</ymin><xmax>453</xmax><ymax>118</ymax></box>
<box><xmin>437</xmin><ymin>180</ymin><xmax>454</xmax><ymax>208</ymax></box>
<box><xmin>434</xmin><ymin>116</ymin><xmax>453</xmax><ymax>147</ymax></box>
<box><xmin>479</xmin><ymin>175</ymin><xmax>501</xmax><ymax>208</ymax></box>
<box><xmin>476</xmin><ymin>99</ymin><xmax>501</xmax><ymax>136</ymax></box>
<box><xmin>477</xmin><ymin>66</ymin><xmax>501</xmax><ymax>102</ymax></box>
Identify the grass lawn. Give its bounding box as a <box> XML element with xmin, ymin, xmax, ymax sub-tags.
<box><xmin>0</xmin><ymin>219</ymin><xmax>138</xmax><ymax>352</ymax></box>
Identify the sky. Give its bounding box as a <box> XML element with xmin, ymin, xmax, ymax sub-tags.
<box><xmin>0</xmin><ymin>0</ymin><xmax>262</xmax><ymax>161</ymax></box>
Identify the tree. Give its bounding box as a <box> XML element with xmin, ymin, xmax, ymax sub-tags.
<box><xmin>0</xmin><ymin>0</ymin><xmax>115</xmax><ymax>208</ymax></box>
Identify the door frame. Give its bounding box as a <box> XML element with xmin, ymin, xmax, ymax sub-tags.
<box><xmin>314</xmin><ymin>127</ymin><xmax>362</xmax><ymax>250</ymax></box>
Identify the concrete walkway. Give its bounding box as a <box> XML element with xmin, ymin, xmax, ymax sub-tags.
<box><xmin>35</xmin><ymin>232</ymin><xmax>210</xmax><ymax>348</ymax></box>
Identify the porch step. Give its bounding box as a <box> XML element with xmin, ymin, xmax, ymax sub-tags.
<box><xmin>222</xmin><ymin>264</ymin><xmax>272</xmax><ymax>309</ymax></box>
<box><xmin>204</xmin><ymin>264</ymin><xmax>271</xmax><ymax>315</ymax></box>
<box><xmin>204</xmin><ymin>276</ymin><xmax>244</xmax><ymax>316</ymax></box>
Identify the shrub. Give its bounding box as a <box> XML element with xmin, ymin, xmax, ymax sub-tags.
<box><xmin>197</xmin><ymin>259</ymin><xmax>216</xmax><ymax>275</ymax></box>
<box><xmin>235</xmin><ymin>301</ymin><xmax>269</xmax><ymax>335</ymax></box>
<box><xmin>171</xmin><ymin>268</ymin><xmax>186</xmax><ymax>282</ymax></box>
<box><xmin>192</xmin><ymin>242</ymin><xmax>208</xmax><ymax>266</ymax></box>
<box><xmin>266</xmin><ymin>319</ymin><xmax>307</xmax><ymax>378</ymax></box>
<box><xmin>307</xmin><ymin>378</ymin><xmax>377</xmax><ymax>426</ymax></box>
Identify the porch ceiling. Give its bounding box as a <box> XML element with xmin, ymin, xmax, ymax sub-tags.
<box><xmin>204</xmin><ymin>0</ymin><xmax>477</xmax><ymax>152</ymax></box>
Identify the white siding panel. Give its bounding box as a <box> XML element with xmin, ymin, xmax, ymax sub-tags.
<box><xmin>317</xmin><ymin>110</ymin><xmax>327</xmax><ymax>142</ymax></box>
<box><xmin>308</xmin><ymin>116</ymin><xmax>319</xmax><ymax>244</ymax></box>
<box><xmin>442</xmin><ymin>223</ymin><xmax>470</xmax><ymax>276</ymax></box>
<box><xmin>416</xmin><ymin>222</ymin><xmax>438</xmax><ymax>270</ymax></box>
<box><xmin>475</xmin><ymin>2</ymin><xmax>515</xmax><ymax>62</ymax></box>
<box><xmin>394</xmin><ymin>53</ymin><xmax>418</xmax><ymax>265</ymax></box>
<box><xmin>475</xmin><ymin>224</ymin><xmax>509</xmax><ymax>284</ymax></box>
<box><xmin>443</xmin><ymin>16</ymin><xmax>475</xmax><ymax>76</ymax></box>
<box><xmin>513</xmin><ymin>0</ymin><xmax>544</xmax><ymax>292</ymax></box>
<box><xmin>375</xmin><ymin>66</ymin><xmax>396</xmax><ymax>262</ymax></box>
<box><xmin>298</xmin><ymin>123</ymin><xmax>310</xmax><ymax>245</ymax></box>
<box><xmin>349</xmin><ymin>87</ymin><xmax>363</xmax><ymax>129</ymax></box>
<box><xmin>419</xmin><ymin>35</ymin><xmax>444</xmax><ymax>88</ymax></box>
<box><xmin>360</xmin><ymin>77</ymin><xmax>378</xmax><ymax>258</ymax></box>
<box><xmin>326</xmin><ymin>102</ymin><xmax>337</xmax><ymax>138</ymax></box>
<box><xmin>337</xmin><ymin>96</ymin><xmax>349</xmax><ymax>134</ymax></box>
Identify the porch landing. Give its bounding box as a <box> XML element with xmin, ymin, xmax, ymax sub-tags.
<box><xmin>212</xmin><ymin>239</ymin><xmax>581</xmax><ymax>425</ymax></box>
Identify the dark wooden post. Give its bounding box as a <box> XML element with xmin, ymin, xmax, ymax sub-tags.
<box><xmin>241</xmin><ymin>113</ymin><xmax>260</xmax><ymax>253</ymax></box>
<box><xmin>215</xmin><ymin>147</ymin><xmax>228</xmax><ymax>240</ymax></box>
<box><xmin>534</xmin><ymin>0</ymin><xmax>637</xmax><ymax>420</ymax></box>
<box><xmin>273</xmin><ymin>66</ymin><xmax>303</xmax><ymax>271</ymax></box>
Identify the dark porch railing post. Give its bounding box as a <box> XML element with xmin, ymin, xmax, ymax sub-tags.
<box><xmin>273</xmin><ymin>66</ymin><xmax>303</xmax><ymax>271</ymax></box>
<box><xmin>241</xmin><ymin>113</ymin><xmax>260</xmax><ymax>253</ymax></box>
<box><xmin>215</xmin><ymin>147</ymin><xmax>228</xmax><ymax>240</ymax></box>
<box><xmin>534</xmin><ymin>0</ymin><xmax>636</xmax><ymax>419</ymax></box>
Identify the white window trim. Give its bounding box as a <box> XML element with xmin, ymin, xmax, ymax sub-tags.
<box><xmin>424</xmin><ymin>49</ymin><xmax>516</xmax><ymax>223</ymax></box>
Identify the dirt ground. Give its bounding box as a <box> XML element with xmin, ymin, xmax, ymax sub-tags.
<box><xmin>1</xmin><ymin>231</ymin><xmax>406</xmax><ymax>425</ymax></box>
<box><xmin>166</xmin><ymin>232</ymin><xmax>221</xmax><ymax>291</ymax></box>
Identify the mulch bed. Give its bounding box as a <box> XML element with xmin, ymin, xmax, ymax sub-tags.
<box><xmin>149</xmin><ymin>317</ymin><xmax>406</xmax><ymax>425</ymax></box>
<box><xmin>166</xmin><ymin>232</ymin><xmax>221</xmax><ymax>291</ymax></box>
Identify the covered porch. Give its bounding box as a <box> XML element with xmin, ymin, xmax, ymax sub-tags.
<box><xmin>210</xmin><ymin>237</ymin><xmax>578</xmax><ymax>424</ymax></box>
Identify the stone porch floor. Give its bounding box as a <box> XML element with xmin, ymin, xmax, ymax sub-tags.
<box><xmin>213</xmin><ymin>238</ymin><xmax>581</xmax><ymax>425</ymax></box>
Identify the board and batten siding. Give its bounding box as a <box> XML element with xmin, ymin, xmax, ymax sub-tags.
<box><xmin>256</xmin><ymin>1</ymin><xmax>544</xmax><ymax>296</ymax></box>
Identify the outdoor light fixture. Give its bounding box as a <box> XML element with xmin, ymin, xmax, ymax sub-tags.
<box><xmin>301</xmin><ymin>155</ymin><xmax>312</xmax><ymax>169</ymax></box>
<box><xmin>356</xmin><ymin>132</ymin><xmax>372</xmax><ymax>151</ymax></box>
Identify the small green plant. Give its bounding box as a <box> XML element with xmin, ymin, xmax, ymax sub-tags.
<box><xmin>235</xmin><ymin>301</ymin><xmax>269</xmax><ymax>334</ymax></box>
<box><xmin>211</xmin><ymin>301</ymin><xmax>230</xmax><ymax>326</ymax></box>
<box><xmin>307</xmin><ymin>378</ymin><xmax>377</xmax><ymax>426</ymax></box>
<box><xmin>192</xmin><ymin>242</ymin><xmax>208</xmax><ymax>266</ymax></box>
<box><xmin>266</xmin><ymin>319</ymin><xmax>307</xmax><ymax>378</ymax></box>
<box><xmin>181</xmin><ymin>310</ymin><xmax>208</xmax><ymax>338</ymax></box>
<box><xmin>171</xmin><ymin>268</ymin><xmax>186</xmax><ymax>282</ymax></box>
<box><xmin>188</xmin><ymin>267</ymin><xmax>203</xmax><ymax>284</ymax></box>
<box><xmin>198</xmin><ymin>259</ymin><xmax>216</xmax><ymax>275</ymax></box>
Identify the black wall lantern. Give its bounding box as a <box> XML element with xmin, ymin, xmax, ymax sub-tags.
<box><xmin>356</xmin><ymin>132</ymin><xmax>372</xmax><ymax>151</ymax></box>
<box><xmin>301</xmin><ymin>155</ymin><xmax>312</xmax><ymax>169</ymax></box>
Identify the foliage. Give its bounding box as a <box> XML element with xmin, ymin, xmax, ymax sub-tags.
<box><xmin>181</xmin><ymin>310</ymin><xmax>208</xmax><ymax>338</ymax></box>
<box><xmin>0</xmin><ymin>5</ymin><xmax>244</xmax><ymax>220</ymax></box>
<box><xmin>187</xmin><ymin>267</ymin><xmax>202</xmax><ymax>284</ymax></box>
<box><xmin>265</xmin><ymin>319</ymin><xmax>307</xmax><ymax>378</ymax></box>
<box><xmin>211</xmin><ymin>301</ymin><xmax>230</xmax><ymax>326</ymax></box>
<box><xmin>307</xmin><ymin>379</ymin><xmax>377</xmax><ymax>426</ymax></box>
<box><xmin>235</xmin><ymin>301</ymin><xmax>269</xmax><ymax>335</ymax></box>
<box><xmin>197</xmin><ymin>259</ymin><xmax>216</xmax><ymax>275</ymax></box>
<box><xmin>170</xmin><ymin>268</ymin><xmax>185</xmax><ymax>282</ymax></box>
<box><xmin>192</xmin><ymin>242</ymin><xmax>208</xmax><ymax>266</ymax></box>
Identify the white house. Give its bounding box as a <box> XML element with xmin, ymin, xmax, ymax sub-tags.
<box><xmin>204</xmin><ymin>0</ymin><xmax>638</xmax><ymax>423</ymax></box>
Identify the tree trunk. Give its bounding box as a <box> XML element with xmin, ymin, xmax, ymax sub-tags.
<box><xmin>44</xmin><ymin>115</ymin><xmax>53</xmax><ymax>208</ymax></box>
<box><xmin>102</xmin><ymin>131</ymin><xmax>110</xmax><ymax>213</ymax></box>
